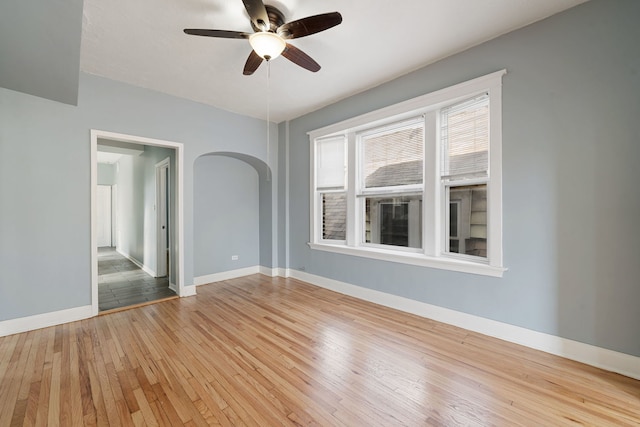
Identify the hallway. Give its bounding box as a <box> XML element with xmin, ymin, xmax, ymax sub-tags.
<box><xmin>98</xmin><ymin>247</ymin><xmax>176</xmax><ymax>311</ymax></box>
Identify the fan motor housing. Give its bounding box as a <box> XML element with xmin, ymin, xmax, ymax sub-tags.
<box><xmin>251</xmin><ymin>5</ymin><xmax>285</xmax><ymax>33</ymax></box>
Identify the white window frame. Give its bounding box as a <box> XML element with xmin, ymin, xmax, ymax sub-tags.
<box><xmin>308</xmin><ymin>70</ymin><xmax>507</xmax><ymax>277</ymax></box>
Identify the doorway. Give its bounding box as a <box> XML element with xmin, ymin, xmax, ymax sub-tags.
<box><xmin>96</xmin><ymin>145</ymin><xmax>175</xmax><ymax>311</ymax></box>
<box><xmin>91</xmin><ymin>130</ymin><xmax>186</xmax><ymax>316</ymax></box>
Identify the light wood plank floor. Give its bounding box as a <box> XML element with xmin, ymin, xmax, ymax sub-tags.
<box><xmin>1</xmin><ymin>275</ymin><xmax>639</xmax><ymax>426</ymax></box>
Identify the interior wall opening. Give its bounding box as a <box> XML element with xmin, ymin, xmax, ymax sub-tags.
<box><xmin>91</xmin><ymin>131</ymin><xmax>185</xmax><ymax>314</ymax></box>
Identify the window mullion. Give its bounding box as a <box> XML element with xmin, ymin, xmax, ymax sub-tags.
<box><xmin>487</xmin><ymin>84</ymin><xmax>503</xmax><ymax>267</ymax></box>
<box><xmin>423</xmin><ymin>111</ymin><xmax>438</xmax><ymax>257</ymax></box>
<box><xmin>346</xmin><ymin>132</ymin><xmax>357</xmax><ymax>247</ymax></box>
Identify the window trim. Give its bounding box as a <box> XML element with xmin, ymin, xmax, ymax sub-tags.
<box><xmin>308</xmin><ymin>70</ymin><xmax>507</xmax><ymax>277</ymax></box>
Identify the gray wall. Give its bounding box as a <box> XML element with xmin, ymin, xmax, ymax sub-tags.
<box><xmin>115</xmin><ymin>154</ymin><xmax>143</xmax><ymax>261</ymax></box>
<box><xmin>2</xmin><ymin>0</ymin><xmax>637</xmax><ymax>361</ymax></box>
<box><xmin>283</xmin><ymin>0</ymin><xmax>640</xmax><ymax>357</ymax></box>
<box><xmin>97</xmin><ymin>163</ymin><xmax>115</xmax><ymax>185</ymax></box>
<box><xmin>115</xmin><ymin>145</ymin><xmax>175</xmax><ymax>278</ymax></box>
<box><xmin>278</xmin><ymin>122</ymin><xmax>289</xmax><ymax>271</ymax></box>
<box><xmin>0</xmin><ymin>0</ymin><xmax>82</xmax><ymax>105</ymax></box>
<box><xmin>0</xmin><ymin>72</ymin><xmax>273</xmax><ymax>321</ymax></box>
<box><xmin>194</xmin><ymin>155</ymin><xmax>260</xmax><ymax>276</ymax></box>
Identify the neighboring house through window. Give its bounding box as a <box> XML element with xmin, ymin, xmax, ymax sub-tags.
<box><xmin>309</xmin><ymin>70</ymin><xmax>506</xmax><ymax>277</ymax></box>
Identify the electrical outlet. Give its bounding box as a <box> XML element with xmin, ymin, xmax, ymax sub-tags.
<box><xmin>231</xmin><ymin>255</ymin><xmax>239</xmax><ymax>261</ymax></box>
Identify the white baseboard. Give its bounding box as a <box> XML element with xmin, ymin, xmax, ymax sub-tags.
<box><xmin>4</xmin><ymin>268</ymin><xmax>637</xmax><ymax>380</ymax></box>
<box><xmin>180</xmin><ymin>285</ymin><xmax>197</xmax><ymax>297</ymax></box>
<box><xmin>194</xmin><ymin>266</ymin><xmax>285</xmax><ymax>284</ymax></box>
<box><xmin>116</xmin><ymin>248</ymin><xmax>156</xmax><ymax>277</ymax></box>
<box><xmin>180</xmin><ymin>285</ymin><xmax>196</xmax><ymax>298</ymax></box>
<box><xmin>287</xmin><ymin>269</ymin><xmax>640</xmax><ymax>381</ymax></box>
<box><xmin>194</xmin><ymin>266</ymin><xmax>260</xmax><ymax>286</ymax></box>
<box><xmin>0</xmin><ymin>305</ymin><xmax>93</xmax><ymax>337</ymax></box>
<box><xmin>259</xmin><ymin>266</ymin><xmax>288</xmax><ymax>277</ymax></box>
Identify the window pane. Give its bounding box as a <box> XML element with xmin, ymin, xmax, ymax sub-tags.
<box><xmin>441</xmin><ymin>94</ymin><xmax>489</xmax><ymax>179</ymax></box>
<box><xmin>362</xmin><ymin>119</ymin><xmax>423</xmax><ymax>188</ymax></box>
<box><xmin>322</xmin><ymin>192</ymin><xmax>346</xmax><ymax>240</ymax></box>
<box><xmin>364</xmin><ymin>195</ymin><xmax>422</xmax><ymax>248</ymax></box>
<box><xmin>447</xmin><ymin>184</ymin><xmax>487</xmax><ymax>258</ymax></box>
<box><xmin>317</xmin><ymin>137</ymin><xmax>346</xmax><ymax>190</ymax></box>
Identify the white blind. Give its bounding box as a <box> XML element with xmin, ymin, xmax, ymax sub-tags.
<box><xmin>316</xmin><ymin>136</ymin><xmax>346</xmax><ymax>190</ymax></box>
<box><xmin>441</xmin><ymin>93</ymin><xmax>489</xmax><ymax>180</ymax></box>
<box><xmin>361</xmin><ymin>117</ymin><xmax>424</xmax><ymax>189</ymax></box>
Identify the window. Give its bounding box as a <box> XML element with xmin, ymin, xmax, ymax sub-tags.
<box><xmin>441</xmin><ymin>94</ymin><xmax>489</xmax><ymax>259</ymax></box>
<box><xmin>309</xmin><ymin>70</ymin><xmax>506</xmax><ymax>277</ymax></box>
<box><xmin>315</xmin><ymin>136</ymin><xmax>347</xmax><ymax>242</ymax></box>
<box><xmin>359</xmin><ymin>118</ymin><xmax>424</xmax><ymax>250</ymax></box>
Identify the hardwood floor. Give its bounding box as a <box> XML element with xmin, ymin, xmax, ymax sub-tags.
<box><xmin>1</xmin><ymin>275</ymin><xmax>639</xmax><ymax>426</ymax></box>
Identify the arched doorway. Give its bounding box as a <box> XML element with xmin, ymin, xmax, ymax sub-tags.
<box><xmin>193</xmin><ymin>152</ymin><xmax>275</xmax><ymax>285</ymax></box>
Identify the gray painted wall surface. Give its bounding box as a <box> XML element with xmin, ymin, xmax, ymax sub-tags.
<box><xmin>278</xmin><ymin>122</ymin><xmax>289</xmax><ymax>270</ymax></box>
<box><xmin>193</xmin><ymin>151</ymin><xmax>275</xmax><ymax>272</ymax></box>
<box><xmin>0</xmin><ymin>0</ymin><xmax>82</xmax><ymax>105</ymax></box>
<box><xmin>114</xmin><ymin>146</ymin><xmax>175</xmax><ymax>279</ymax></box>
<box><xmin>194</xmin><ymin>155</ymin><xmax>260</xmax><ymax>276</ymax></box>
<box><xmin>283</xmin><ymin>0</ymin><xmax>640</xmax><ymax>357</ymax></box>
<box><xmin>1</xmin><ymin>0</ymin><xmax>637</xmax><ymax>362</ymax></box>
<box><xmin>115</xmin><ymin>154</ymin><xmax>143</xmax><ymax>261</ymax></box>
<box><xmin>0</xmin><ymin>72</ymin><xmax>274</xmax><ymax>321</ymax></box>
<box><xmin>258</xmin><ymin>171</ymin><xmax>274</xmax><ymax>269</ymax></box>
<box><xmin>97</xmin><ymin>163</ymin><xmax>115</xmax><ymax>185</ymax></box>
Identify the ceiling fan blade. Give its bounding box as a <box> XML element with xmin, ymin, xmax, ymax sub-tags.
<box><xmin>243</xmin><ymin>50</ymin><xmax>264</xmax><ymax>75</ymax></box>
<box><xmin>278</xmin><ymin>12</ymin><xmax>342</xmax><ymax>39</ymax></box>
<box><xmin>242</xmin><ymin>0</ymin><xmax>270</xmax><ymax>31</ymax></box>
<box><xmin>282</xmin><ymin>44</ymin><xmax>321</xmax><ymax>72</ymax></box>
<box><xmin>183</xmin><ymin>29</ymin><xmax>250</xmax><ymax>39</ymax></box>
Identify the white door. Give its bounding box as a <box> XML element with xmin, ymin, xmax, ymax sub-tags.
<box><xmin>97</xmin><ymin>185</ymin><xmax>112</xmax><ymax>247</ymax></box>
<box><xmin>156</xmin><ymin>160</ymin><xmax>169</xmax><ymax>277</ymax></box>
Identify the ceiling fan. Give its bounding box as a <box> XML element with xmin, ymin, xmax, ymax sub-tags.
<box><xmin>184</xmin><ymin>0</ymin><xmax>342</xmax><ymax>75</ymax></box>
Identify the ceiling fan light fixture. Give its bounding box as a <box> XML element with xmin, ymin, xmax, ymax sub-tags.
<box><xmin>249</xmin><ymin>31</ymin><xmax>286</xmax><ymax>61</ymax></box>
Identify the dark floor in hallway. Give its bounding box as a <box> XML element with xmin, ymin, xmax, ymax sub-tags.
<box><xmin>98</xmin><ymin>247</ymin><xmax>176</xmax><ymax>311</ymax></box>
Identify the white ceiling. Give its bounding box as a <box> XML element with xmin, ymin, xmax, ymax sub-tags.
<box><xmin>80</xmin><ymin>0</ymin><xmax>587</xmax><ymax>123</ymax></box>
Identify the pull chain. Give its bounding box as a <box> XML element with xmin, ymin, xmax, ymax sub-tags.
<box><xmin>266</xmin><ymin>60</ymin><xmax>271</xmax><ymax>182</ymax></box>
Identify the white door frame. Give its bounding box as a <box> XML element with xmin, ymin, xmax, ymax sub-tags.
<box><xmin>155</xmin><ymin>157</ymin><xmax>170</xmax><ymax>278</ymax></box>
<box><xmin>90</xmin><ymin>130</ymin><xmax>186</xmax><ymax>316</ymax></box>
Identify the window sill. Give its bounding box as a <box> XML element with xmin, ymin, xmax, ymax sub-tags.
<box><xmin>308</xmin><ymin>242</ymin><xmax>506</xmax><ymax>278</ymax></box>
